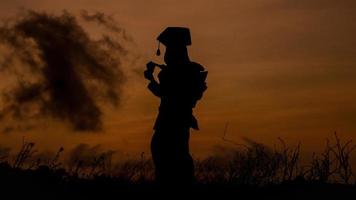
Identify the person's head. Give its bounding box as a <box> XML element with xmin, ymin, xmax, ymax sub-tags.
<box><xmin>164</xmin><ymin>45</ymin><xmax>190</xmax><ymax>66</ymax></box>
<box><xmin>156</xmin><ymin>27</ymin><xmax>191</xmax><ymax>66</ymax></box>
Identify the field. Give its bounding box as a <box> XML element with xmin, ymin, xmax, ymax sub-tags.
<box><xmin>1</xmin><ymin>133</ymin><xmax>356</xmax><ymax>199</ymax></box>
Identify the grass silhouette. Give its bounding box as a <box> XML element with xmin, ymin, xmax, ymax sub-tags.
<box><xmin>0</xmin><ymin>132</ymin><xmax>356</xmax><ymax>198</ymax></box>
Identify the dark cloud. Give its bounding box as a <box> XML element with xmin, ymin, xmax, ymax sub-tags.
<box><xmin>80</xmin><ymin>10</ymin><xmax>132</xmax><ymax>41</ymax></box>
<box><xmin>0</xmin><ymin>10</ymin><xmax>129</xmax><ymax>131</ymax></box>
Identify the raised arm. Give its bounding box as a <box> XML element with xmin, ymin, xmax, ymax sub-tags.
<box><xmin>147</xmin><ymin>80</ymin><xmax>161</xmax><ymax>97</ymax></box>
<box><xmin>144</xmin><ymin>61</ymin><xmax>162</xmax><ymax>97</ymax></box>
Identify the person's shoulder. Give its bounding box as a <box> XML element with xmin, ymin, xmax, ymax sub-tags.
<box><xmin>189</xmin><ymin>61</ymin><xmax>205</xmax><ymax>72</ymax></box>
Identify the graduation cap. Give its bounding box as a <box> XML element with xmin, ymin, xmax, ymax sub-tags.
<box><xmin>156</xmin><ymin>27</ymin><xmax>191</xmax><ymax>56</ymax></box>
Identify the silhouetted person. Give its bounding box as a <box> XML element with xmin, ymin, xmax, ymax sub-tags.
<box><xmin>144</xmin><ymin>27</ymin><xmax>207</xmax><ymax>185</ymax></box>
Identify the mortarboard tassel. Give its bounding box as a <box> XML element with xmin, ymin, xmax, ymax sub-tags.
<box><xmin>156</xmin><ymin>42</ymin><xmax>161</xmax><ymax>56</ymax></box>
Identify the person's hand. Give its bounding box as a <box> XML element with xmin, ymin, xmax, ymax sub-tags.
<box><xmin>146</xmin><ymin>61</ymin><xmax>156</xmax><ymax>71</ymax></box>
<box><xmin>144</xmin><ymin>69</ymin><xmax>154</xmax><ymax>81</ymax></box>
<box><xmin>144</xmin><ymin>61</ymin><xmax>156</xmax><ymax>81</ymax></box>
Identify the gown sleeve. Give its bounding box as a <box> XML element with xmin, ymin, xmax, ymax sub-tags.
<box><xmin>147</xmin><ymin>80</ymin><xmax>161</xmax><ymax>97</ymax></box>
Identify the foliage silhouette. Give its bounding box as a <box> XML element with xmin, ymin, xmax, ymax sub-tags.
<box><xmin>0</xmin><ymin>134</ymin><xmax>356</xmax><ymax>198</ymax></box>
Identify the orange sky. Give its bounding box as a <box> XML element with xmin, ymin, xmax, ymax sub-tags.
<box><xmin>0</xmin><ymin>0</ymin><xmax>356</xmax><ymax>159</ymax></box>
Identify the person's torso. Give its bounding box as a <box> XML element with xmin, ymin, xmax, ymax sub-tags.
<box><xmin>154</xmin><ymin>62</ymin><xmax>205</xmax><ymax>130</ymax></box>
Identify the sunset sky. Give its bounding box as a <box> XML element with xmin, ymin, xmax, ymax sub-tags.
<box><xmin>0</xmin><ymin>0</ymin><xmax>356</xmax><ymax>159</ymax></box>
